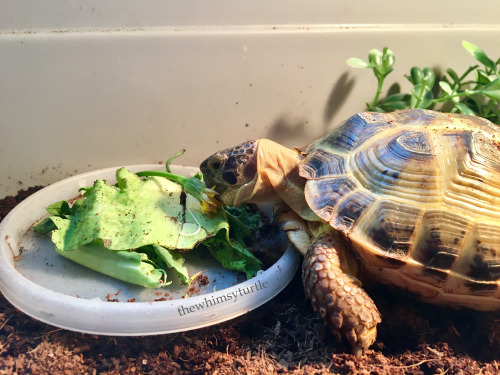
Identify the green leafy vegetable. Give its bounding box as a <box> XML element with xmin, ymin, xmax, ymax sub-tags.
<box><xmin>225</xmin><ymin>206</ymin><xmax>261</xmax><ymax>233</ymax></box>
<box><xmin>54</xmin><ymin>242</ymin><xmax>168</xmax><ymax>288</ymax></box>
<box><xmin>146</xmin><ymin>244</ymin><xmax>189</xmax><ymax>284</ymax></box>
<box><xmin>203</xmin><ymin>230</ymin><xmax>261</xmax><ymax>280</ymax></box>
<box><xmin>346</xmin><ymin>41</ymin><xmax>500</xmax><ymax>123</ymax></box>
<box><xmin>33</xmin><ymin>167</ymin><xmax>261</xmax><ymax>288</ymax></box>
<box><xmin>136</xmin><ymin>149</ymin><xmax>219</xmax><ymax>215</ymax></box>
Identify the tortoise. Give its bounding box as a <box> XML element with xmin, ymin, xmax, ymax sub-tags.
<box><xmin>199</xmin><ymin>109</ymin><xmax>500</xmax><ymax>357</ymax></box>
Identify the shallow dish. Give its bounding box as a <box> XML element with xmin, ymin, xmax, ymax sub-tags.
<box><xmin>0</xmin><ymin>165</ymin><xmax>300</xmax><ymax>335</ymax></box>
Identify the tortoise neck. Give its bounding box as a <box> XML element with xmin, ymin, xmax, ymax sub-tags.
<box><xmin>255</xmin><ymin>139</ymin><xmax>302</xmax><ymax>195</ymax></box>
<box><xmin>253</xmin><ymin>140</ymin><xmax>316</xmax><ymax>220</ymax></box>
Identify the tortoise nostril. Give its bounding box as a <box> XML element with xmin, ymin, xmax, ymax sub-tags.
<box><xmin>222</xmin><ymin>172</ymin><xmax>238</xmax><ymax>185</ymax></box>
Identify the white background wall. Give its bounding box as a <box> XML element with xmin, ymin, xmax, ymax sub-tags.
<box><xmin>1</xmin><ymin>0</ymin><xmax>500</xmax><ymax>197</ymax></box>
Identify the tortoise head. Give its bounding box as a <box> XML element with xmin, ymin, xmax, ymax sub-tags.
<box><xmin>201</xmin><ymin>139</ymin><xmax>306</xmax><ymax>208</ymax></box>
<box><xmin>200</xmin><ymin>140</ymin><xmax>260</xmax><ymax>206</ymax></box>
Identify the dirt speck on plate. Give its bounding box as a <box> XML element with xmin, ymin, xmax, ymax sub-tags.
<box><xmin>1</xmin><ymin>187</ymin><xmax>500</xmax><ymax>374</ymax></box>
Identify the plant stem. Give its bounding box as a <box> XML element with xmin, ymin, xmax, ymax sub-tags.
<box><xmin>165</xmin><ymin>149</ymin><xmax>186</xmax><ymax>173</ymax></box>
<box><xmin>458</xmin><ymin>65</ymin><xmax>479</xmax><ymax>82</ymax></box>
<box><xmin>413</xmin><ymin>85</ymin><xmax>425</xmax><ymax>108</ymax></box>
<box><xmin>135</xmin><ymin>171</ymin><xmax>187</xmax><ymax>185</ymax></box>
<box><xmin>432</xmin><ymin>90</ymin><xmax>479</xmax><ymax>104</ymax></box>
<box><xmin>371</xmin><ymin>77</ymin><xmax>385</xmax><ymax>108</ymax></box>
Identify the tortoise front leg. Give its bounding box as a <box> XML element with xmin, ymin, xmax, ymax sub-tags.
<box><xmin>302</xmin><ymin>232</ymin><xmax>381</xmax><ymax>358</ymax></box>
<box><xmin>273</xmin><ymin>201</ymin><xmax>313</xmax><ymax>255</ymax></box>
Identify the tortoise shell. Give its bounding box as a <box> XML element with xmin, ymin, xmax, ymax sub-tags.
<box><xmin>299</xmin><ymin>109</ymin><xmax>500</xmax><ymax>307</ymax></box>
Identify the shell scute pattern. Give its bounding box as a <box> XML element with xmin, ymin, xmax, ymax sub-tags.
<box><xmin>304</xmin><ymin>177</ymin><xmax>358</xmax><ymax>222</ymax></box>
<box><xmin>299</xmin><ymin>149</ymin><xmax>346</xmax><ymax>180</ymax></box>
<box><xmin>412</xmin><ymin>209</ymin><xmax>468</xmax><ymax>272</ymax></box>
<box><xmin>440</xmin><ymin>132</ymin><xmax>500</xmax><ymax>219</ymax></box>
<box><xmin>366</xmin><ymin>199</ymin><xmax>422</xmax><ymax>261</ymax></box>
<box><xmin>303</xmin><ymin>111</ymin><xmax>396</xmax><ymax>157</ymax></box>
<box><xmin>332</xmin><ymin>191</ymin><xmax>377</xmax><ymax>233</ymax></box>
<box><xmin>464</xmin><ymin>223</ymin><xmax>500</xmax><ymax>282</ymax></box>
<box><xmin>351</xmin><ymin>130</ymin><xmax>441</xmax><ymax>203</ymax></box>
<box><xmin>300</xmin><ymin>109</ymin><xmax>500</xmax><ymax>295</ymax></box>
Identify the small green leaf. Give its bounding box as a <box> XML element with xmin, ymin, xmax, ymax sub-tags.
<box><xmin>379</xmin><ymin>93</ymin><xmax>410</xmax><ymax>110</ymax></box>
<box><xmin>380</xmin><ymin>101</ymin><xmax>409</xmax><ymax>111</ymax></box>
<box><xmin>446</xmin><ymin>68</ymin><xmax>460</xmax><ymax>84</ymax></box>
<box><xmin>450</xmin><ymin>94</ymin><xmax>460</xmax><ymax>104</ymax></box>
<box><xmin>152</xmin><ymin>245</ymin><xmax>190</xmax><ymax>284</ymax></box>
<box><xmin>46</xmin><ymin>200</ymin><xmax>72</xmax><ymax>217</ymax></box>
<box><xmin>381</xmin><ymin>47</ymin><xmax>395</xmax><ymax>75</ymax></box>
<box><xmin>369</xmin><ymin>106</ymin><xmax>387</xmax><ymax>112</ymax></box>
<box><xmin>422</xmin><ymin>67</ymin><xmax>435</xmax><ymax>89</ymax></box>
<box><xmin>462</xmin><ymin>41</ymin><xmax>497</xmax><ymax>73</ymax></box>
<box><xmin>480</xmin><ymin>77</ymin><xmax>500</xmax><ymax>100</ymax></box>
<box><xmin>409</xmin><ymin>67</ymin><xmax>423</xmax><ymax>85</ymax></box>
<box><xmin>439</xmin><ymin>81</ymin><xmax>453</xmax><ymax>96</ymax></box>
<box><xmin>464</xmin><ymin>96</ymin><xmax>482</xmax><ymax>115</ymax></box>
<box><xmin>383</xmin><ymin>93</ymin><xmax>409</xmax><ymax>103</ymax></box>
<box><xmin>204</xmin><ymin>230</ymin><xmax>261</xmax><ymax>279</ymax></box>
<box><xmin>410</xmin><ymin>83</ymin><xmax>434</xmax><ymax>109</ymax></box>
<box><xmin>368</xmin><ymin>49</ymin><xmax>383</xmax><ymax>67</ymax></box>
<box><xmin>71</xmin><ymin>199</ymin><xmax>84</xmax><ymax>215</ymax></box>
<box><xmin>454</xmin><ymin>102</ymin><xmax>477</xmax><ymax>115</ymax></box>
<box><xmin>369</xmin><ymin>49</ymin><xmax>387</xmax><ymax>81</ymax></box>
<box><xmin>408</xmin><ymin>67</ymin><xmax>434</xmax><ymax>88</ymax></box>
<box><xmin>345</xmin><ymin>57</ymin><xmax>373</xmax><ymax>69</ymax></box>
<box><xmin>225</xmin><ymin>206</ymin><xmax>260</xmax><ymax>243</ymax></box>
<box><xmin>477</xmin><ymin>69</ymin><xmax>493</xmax><ymax>85</ymax></box>
<box><xmin>79</xmin><ymin>186</ymin><xmax>93</xmax><ymax>198</ymax></box>
<box><xmin>32</xmin><ymin>217</ymin><xmax>57</xmax><ymax>235</ymax></box>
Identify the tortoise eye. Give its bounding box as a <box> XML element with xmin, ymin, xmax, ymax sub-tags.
<box><xmin>210</xmin><ymin>158</ymin><xmax>223</xmax><ymax>171</ymax></box>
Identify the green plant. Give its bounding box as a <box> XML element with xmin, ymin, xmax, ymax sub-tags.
<box><xmin>346</xmin><ymin>41</ymin><xmax>500</xmax><ymax>123</ymax></box>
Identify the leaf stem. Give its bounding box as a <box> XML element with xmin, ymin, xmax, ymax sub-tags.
<box><xmin>458</xmin><ymin>65</ymin><xmax>479</xmax><ymax>82</ymax></box>
<box><xmin>371</xmin><ymin>77</ymin><xmax>385</xmax><ymax>108</ymax></box>
<box><xmin>165</xmin><ymin>149</ymin><xmax>186</xmax><ymax>173</ymax></box>
<box><xmin>413</xmin><ymin>85</ymin><xmax>425</xmax><ymax>108</ymax></box>
<box><xmin>135</xmin><ymin>170</ymin><xmax>187</xmax><ymax>185</ymax></box>
<box><xmin>432</xmin><ymin>90</ymin><xmax>479</xmax><ymax>104</ymax></box>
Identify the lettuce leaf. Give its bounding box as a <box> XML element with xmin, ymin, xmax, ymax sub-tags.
<box><xmin>34</xmin><ymin>167</ymin><xmax>261</xmax><ymax>287</ymax></box>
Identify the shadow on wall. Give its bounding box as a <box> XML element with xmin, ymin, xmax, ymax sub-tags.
<box><xmin>266</xmin><ymin>116</ymin><xmax>309</xmax><ymax>144</ymax></box>
<box><xmin>266</xmin><ymin>72</ymin><xmax>356</xmax><ymax>145</ymax></box>
<box><xmin>323</xmin><ymin>72</ymin><xmax>356</xmax><ymax>128</ymax></box>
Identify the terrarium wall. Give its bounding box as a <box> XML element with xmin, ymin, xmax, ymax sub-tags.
<box><xmin>1</xmin><ymin>0</ymin><xmax>499</xmax><ymax>197</ymax></box>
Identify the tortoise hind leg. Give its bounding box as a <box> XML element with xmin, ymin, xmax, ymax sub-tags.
<box><xmin>302</xmin><ymin>232</ymin><xmax>381</xmax><ymax>357</ymax></box>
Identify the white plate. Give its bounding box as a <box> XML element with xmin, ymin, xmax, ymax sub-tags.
<box><xmin>0</xmin><ymin>165</ymin><xmax>300</xmax><ymax>335</ymax></box>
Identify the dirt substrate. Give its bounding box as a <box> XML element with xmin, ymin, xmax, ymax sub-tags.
<box><xmin>1</xmin><ymin>187</ymin><xmax>500</xmax><ymax>374</ymax></box>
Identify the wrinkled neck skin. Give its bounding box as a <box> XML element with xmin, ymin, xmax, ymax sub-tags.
<box><xmin>229</xmin><ymin>139</ymin><xmax>316</xmax><ymax>221</ymax></box>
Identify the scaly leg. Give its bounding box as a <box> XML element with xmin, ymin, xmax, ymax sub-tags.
<box><xmin>302</xmin><ymin>232</ymin><xmax>381</xmax><ymax>357</ymax></box>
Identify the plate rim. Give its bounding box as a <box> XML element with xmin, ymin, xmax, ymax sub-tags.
<box><xmin>0</xmin><ymin>164</ymin><xmax>300</xmax><ymax>335</ymax></box>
